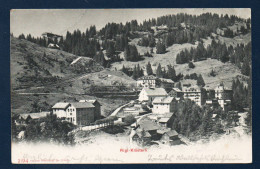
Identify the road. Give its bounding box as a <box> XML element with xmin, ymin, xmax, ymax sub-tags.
<box><xmin>14</xmin><ymin>72</ymin><xmax>93</xmax><ymax>93</ymax></box>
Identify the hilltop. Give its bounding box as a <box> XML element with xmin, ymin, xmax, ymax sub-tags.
<box><xmin>11</xmin><ymin>37</ymin><xmax>103</xmax><ymax>90</ymax></box>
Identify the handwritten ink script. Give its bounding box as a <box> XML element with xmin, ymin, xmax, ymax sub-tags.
<box><xmin>17</xmin><ymin>153</ymin><xmax>124</xmax><ymax>163</ymax></box>
<box><xmin>147</xmin><ymin>154</ymin><xmax>242</xmax><ymax>163</ymax></box>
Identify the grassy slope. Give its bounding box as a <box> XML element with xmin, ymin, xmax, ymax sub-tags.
<box><xmin>111</xmin><ymin>31</ymin><xmax>250</xmax><ymax>89</ymax></box>
<box><xmin>11</xmin><ymin>37</ymin><xmax>133</xmax><ymax>116</ymax></box>
<box><xmin>11</xmin><ymin>37</ymin><xmax>102</xmax><ymax>90</ymax></box>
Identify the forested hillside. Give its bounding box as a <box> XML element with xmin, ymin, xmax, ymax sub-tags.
<box><xmin>16</xmin><ymin>12</ymin><xmax>251</xmax><ymax>89</ymax></box>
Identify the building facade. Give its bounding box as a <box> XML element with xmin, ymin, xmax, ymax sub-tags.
<box><xmin>79</xmin><ymin>100</ymin><xmax>101</xmax><ymax>120</ymax></box>
<box><xmin>137</xmin><ymin>75</ymin><xmax>158</xmax><ymax>88</ymax></box>
<box><xmin>168</xmin><ymin>88</ymin><xmax>183</xmax><ymax>99</ymax></box>
<box><xmin>138</xmin><ymin>87</ymin><xmax>168</xmax><ymax>102</ymax></box>
<box><xmin>183</xmin><ymin>86</ymin><xmax>202</xmax><ymax>106</ymax></box>
<box><xmin>52</xmin><ymin>101</ymin><xmax>99</xmax><ymax>125</ymax></box>
<box><xmin>214</xmin><ymin>83</ymin><xmax>233</xmax><ymax>110</ymax></box>
<box><xmin>152</xmin><ymin>97</ymin><xmax>174</xmax><ymax>114</ymax></box>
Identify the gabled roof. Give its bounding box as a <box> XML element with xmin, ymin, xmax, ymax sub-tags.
<box><xmin>158</xmin><ymin>112</ymin><xmax>174</xmax><ymax>118</ymax></box>
<box><xmin>135</xmin><ymin>129</ymin><xmax>152</xmax><ymax>138</ymax></box>
<box><xmin>52</xmin><ymin>102</ymin><xmax>70</xmax><ymax>109</ymax></box>
<box><xmin>19</xmin><ymin>112</ymin><xmax>50</xmax><ymax>120</ymax></box>
<box><xmin>153</xmin><ymin>97</ymin><xmax>174</xmax><ymax>104</ymax></box>
<box><xmin>138</xmin><ymin>75</ymin><xmax>157</xmax><ymax>80</ymax></box>
<box><xmin>159</xmin><ymin>78</ymin><xmax>174</xmax><ymax>83</ymax></box>
<box><xmin>158</xmin><ymin>117</ymin><xmax>170</xmax><ymax>123</ymax></box>
<box><xmin>70</xmin><ymin>102</ymin><xmax>95</xmax><ymax>109</ymax></box>
<box><xmin>139</xmin><ymin>120</ymin><xmax>159</xmax><ymax>131</ymax></box>
<box><xmin>171</xmin><ymin>88</ymin><xmax>182</xmax><ymax>92</ymax></box>
<box><xmin>143</xmin><ymin>88</ymin><xmax>167</xmax><ymax>96</ymax></box>
<box><xmin>182</xmin><ymin>86</ymin><xmax>201</xmax><ymax>92</ymax></box>
<box><xmin>42</xmin><ymin>32</ymin><xmax>62</xmax><ymax>38</ymax></box>
<box><xmin>79</xmin><ymin>99</ymin><xmax>101</xmax><ymax>105</ymax></box>
<box><xmin>165</xmin><ymin>130</ymin><xmax>178</xmax><ymax>137</ymax></box>
<box><xmin>157</xmin><ymin>128</ymin><xmax>171</xmax><ymax>134</ymax></box>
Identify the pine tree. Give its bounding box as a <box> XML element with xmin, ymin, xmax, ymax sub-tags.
<box><xmin>106</xmin><ymin>42</ymin><xmax>115</xmax><ymax>58</ymax></box>
<box><xmin>241</xmin><ymin>59</ymin><xmax>250</xmax><ymax>76</ymax></box>
<box><xmin>156</xmin><ymin>41</ymin><xmax>166</xmax><ymax>54</ymax></box>
<box><xmin>197</xmin><ymin>74</ymin><xmax>205</xmax><ymax>87</ymax></box>
<box><xmin>146</xmin><ymin>62</ymin><xmax>153</xmax><ymax>75</ymax></box>
<box><xmin>167</xmin><ymin>65</ymin><xmax>176</xmax><ymax>81</ymax></box>
<box><xmin>18</xmin><ymin>34</ymin><xmax>25</xmax><ymax>39</ymax></box>
<box><xmin>124</xmin><ymin>45</ymin><xmax>130</xmax><ymax>61</ymax></box>
<box><xmin>132</xmin><ymin>65</ymin><xmax>138</xmax><ymax>80</ymax></box>
<box><xmin>188</xmin><ymin>62</ymin><xmax>195</xmax><ymax>69</ymax></box>
<box><xmin>137</xmin><ymin>64</ymin><xmax>141</xmax><ymax>78</ymax></box>
<box><xmin>156</xmin><ymin>64</ymin><xmax>163</xmax><ymax>78</ymax></box>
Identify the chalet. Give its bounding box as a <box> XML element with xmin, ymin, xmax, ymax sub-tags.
<box><xmin>168</xmin><ymin>88</ymin><xmax>183</xmax><ymax>99</ymax></box>
<box><xmin>160</xmin><ymin>130</ymin><xmax>182</xmax><ymax>145</ymax></box>
<box><xmin>182</xmin><ymin>86</ymin><xmax>202</xmax><ymax>106</ymax></box>
<box><xmin>152</xmin><ymin>97</ymin><xmax>174</xmax><ymax>114</ymax></box>
<box><xmin>79</xmin><ymin>99</ymin><xmax>101</xmax><ymax>120</ymax></box>
<box><xmin>52</xmin><ymin>102</ymin><xmax>70</xmax><ymax>118</ymax></box>
<box><xmin>132</xmin><ymin>129</ymin><xmax>152</xmax><ymax>144</ymax></box>
<box><xmin>159</xmin><ymin>78</ymin><xmax>175</xmax><ymax>90</ymax></box>
<box><xmin>158</xmin><ymin>113</ymin><xmax>174</xmax><ymax>128</ymax></box>
<box><xmin>52</xmin><ymin>101</ymin><xmax>101</xmax><ymax>125</ymax></box>
<box><xmin>137</xmin><ymin>75</ymin><xmax>158</xmax><ymax>88</ymax></box>
<box><xmin>16</xmin><ymin>112</ymin><xmax>50</xmax><ymax>125</ymax></box>
<box><xmin>138</xmin><ymin>120</ymin><xmax>159</xmax><ymax>139</ymax></box>
<box><xmin>138</xmin><ymin>87</ymin><xmax>168</xmax><ymax>102</ymax></box>
<box><xmin>42</xmin><ymin>32</ymin><xmax>62</xmax><ymax>46</ymax></box>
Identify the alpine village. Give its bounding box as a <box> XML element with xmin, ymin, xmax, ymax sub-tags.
<box><xmin>11</xmin><ymin>13</ymin><xmax>252</xmax><ymax>148</ymax></box>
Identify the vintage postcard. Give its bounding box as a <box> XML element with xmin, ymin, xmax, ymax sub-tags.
<box><xmin>10</xmin><ymin>8</ymin><xmax>252</xmax><ymax>163</ymax></box>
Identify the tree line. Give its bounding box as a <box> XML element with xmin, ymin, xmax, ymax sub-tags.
<box><xmin>176</xmin><ymin>40</ymin><xmax>251</xmax><ymax>77</ymax></box>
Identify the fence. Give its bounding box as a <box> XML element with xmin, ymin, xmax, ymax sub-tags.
<box><xmin>79</xmin><ymin>120</ymin><xmax>115</xmax><ymax>131</ymax></box>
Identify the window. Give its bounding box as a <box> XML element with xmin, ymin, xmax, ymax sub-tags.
<box><xmin>70</xmin><ymin>113</ymin><xmax>72</xmax><ymax>116</ymax></box>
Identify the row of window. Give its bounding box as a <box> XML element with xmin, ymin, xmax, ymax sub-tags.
<box><xmin>66</xmin><ymin>117</ymin><xmax>75</xmax><ymax>122</ymax></box>
<box><xmin>67</xmin><ymin>108</ymin><xmax>75</xmax><ymax>112</ymax></box>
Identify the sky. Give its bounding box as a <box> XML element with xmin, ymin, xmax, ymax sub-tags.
<box><xmin>10</xmin><ymin>8</ymin><xmax>251</xmax><ymax>37</ymax></box>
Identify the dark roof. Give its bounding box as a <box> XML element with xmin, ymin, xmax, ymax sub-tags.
<box><xmin>135</xmin><ymin>129</ymin><xmax>151</xmax><ymax>138</ymax></box>
<box><xmin>171</xmin><ymin>88</ymin><xmax>182</xmax><ymax>92</ymax></box>
<box><xmin>158</xmin><ymin>117</ymin><xmax>171</xmax><ymax>123</ymax></box>
<box><xmin>19</xmin><ymin>112</ymin><xmax>50</xmax><ymax>119</ymax></box>
<box><xmin>138</xmin><ymin>75</ymin><xmax>157</xmax><ymax>80</ymax></box>
<box><xmin>79</xmin><ymin>99</ymin><xmax>101</xmax><ymax>105</ymax></box>
<box><xmin>139</xmin><ymin>120</ymin><xmax>159</xmax><ymax>131</ymax></box>
<box><xmin>165</xmin><ymin>130</ymin><xmax>178</xmax><ymax>137</ymax></box>
<box><xmin>42</xmin><ymin>32</ymin><xmax>62</xmax><ymax>38</ymax></box>
<box><xmin>71</xmin><ymin>102</ymin><xmax>95</xmax><ymax>108</ymax></box>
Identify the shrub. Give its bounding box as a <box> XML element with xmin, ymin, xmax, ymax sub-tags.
<box><xmin>123</xmin><ymin>114</ymin><xmax>136</xmax><ymax>125</ymax></box>
<box><xmin>188</xmin><ymin>62</ymin><xmax>195</xmax><ymax>69</ymax></box>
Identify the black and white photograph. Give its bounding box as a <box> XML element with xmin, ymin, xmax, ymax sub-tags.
<box><xmin>10</xmin><ymin>8</ymin><xmax>252</xmax><ymax>163</ymax></box>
